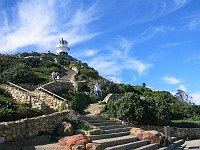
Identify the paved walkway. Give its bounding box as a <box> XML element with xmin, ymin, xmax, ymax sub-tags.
<box><xmin>184</xmin><ymin>139</ymin><xmax>200</xmax><ymax>149</ymax></box>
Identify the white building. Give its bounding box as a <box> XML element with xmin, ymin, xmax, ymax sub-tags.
<box><xmin>56</xmin><ymin>38</ymin><xmax>70</xmax><ymax>55</ymax></box>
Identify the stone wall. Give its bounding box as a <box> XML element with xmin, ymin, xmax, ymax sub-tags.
<box><xmin>103</xmin><ymin>93</ymin><xmax>123</xmax><ymax>103</ymax></box>
<box><xmin>42</xmin><ymin>81</ymin><xmax>74</xmax><ymax>93</ymax></box>
<box><xmin>169</xmin><ymin>127</ymin><xmax>200</xmax><ymax>139</ymax></box>
<box><xmin>1</xmin><ymin>84</ymin><xmax>66</xmax><ymax>110</ymax></box>
<box><xmin>0</xmin><ymin>111</ymin><xmax>70</xmax><ymax>144</ymax></box>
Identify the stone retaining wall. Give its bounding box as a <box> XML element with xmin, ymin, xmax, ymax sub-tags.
<box><xmin>1</xmin><ymin>85</ymin><xmax>65</xmax><ymax>110</ymax></box>
<box><xmin>169</xmin><ymin>127</ymin><xmax>200</xmax><ymax>139</ymax></box>
<box><xmin>0</xmin><ymin>111</ymin><xmax>70</xmax><ymax>144</ymax></box>
<box><xmin>42</xmin><ymin>81</ymin><xmax>74</xmax><ymax>93</ymax></box>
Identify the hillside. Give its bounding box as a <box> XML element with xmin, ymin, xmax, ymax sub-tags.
<box><xmin>0</xmin><ymin>52</ymin><xmax>200</xmax><ymax>127</ymax></box>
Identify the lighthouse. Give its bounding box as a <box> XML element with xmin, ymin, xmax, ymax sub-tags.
<box><xmin>56</xmin><ymin>38</ymin><xmax>70</xmax><ymax>55</ymax></box>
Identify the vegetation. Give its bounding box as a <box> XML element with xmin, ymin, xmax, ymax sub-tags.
<box><xmin>0</xmin><ymin>52</ymin><xmax>200</xmax><ymax>127</ymax></box>
<box><xmin>0</xmin><ymin>87</ymin><xmax>43</xmax><ymax>122</ymax></box>
<box><xmin>102</xmin><ymin>87</ymin><xmax>200</xmax><ymax>126</ymax></box>
<box><xmin>62</xmin><ymin>90</ymin><xmax>95</xmax><ymax>114</ymax></box>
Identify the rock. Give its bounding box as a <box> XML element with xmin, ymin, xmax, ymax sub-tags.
<box><xmin>58</xmin><ymin>134</ymin><xmax>92</xmax><ymax>149</ymax></box>
<box><xmin>56</xmin><ymin>122</ymin><xmax>73</xmax><ymax>136</ymax></box>
<box><xmin>86</xmin><ymin>143</ymin><xmax>102</xmax><ymax>150</ymax></box>
<box><xmin>86</xmin><ymin>129</ymin><xmax>103</xmax><ymax>135</ymax></box>
<box><xmin>130</xmin><ymin>128</ymin><xmax>144</xmax><ymax>136</ymax></box>
<box><xmin>72</xmin><ymin>144</ymin><xmax>85</xmax><ymax>150</ymax></box>
<box><xmin>0</xmin><ymin>137</ymin><xmax>5</xmax><ymax>144</ymax></box>
<box><xmin>137</xmin><ymin>130</ymin><xmax>165</xmax><ymax>145</ymax></box>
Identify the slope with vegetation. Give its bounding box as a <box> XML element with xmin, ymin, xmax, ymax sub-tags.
<box><xmin>0</xmin><ymin>52</ymin><xmax>200</xmax><ymax>127</ymax></box>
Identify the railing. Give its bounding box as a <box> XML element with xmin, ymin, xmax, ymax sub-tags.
<box><xmin>37</xmin><ymin>86</ymin><xmax>67</xmax><ymax>102</ymax></box>
<box><xmin>8</xmin><ymin>82</ymin><xmax>34</xmax><ymax>95</ymax></box>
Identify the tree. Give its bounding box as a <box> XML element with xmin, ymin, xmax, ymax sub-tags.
<box><xmin>174</xmin><ymin>89</ymin><xmax>193</xmax><ymax>105</ymax></box>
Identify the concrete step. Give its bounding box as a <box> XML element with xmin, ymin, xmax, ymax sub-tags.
<box><xmin>104</xmin><ymin>127</ymin><xmax>132</xmax><ymax>134</ymax></box>
<box><xmin>22</xmin><ymin>143</ymin><xmax>67</xmax><ymax>150</ymax></box>
<box><xmin>81</xmin><ymin>118</ymin><xmax>113</xmax><ymax>123</ymax></box>
<box><xmin>105</xmin><ymin>140</ymin><xmax>148</xmax><ymax>150</ymax></box>
<box><xmin>171</xmin><ymin>137</ymin><xmax>178</xmax><ymax>143</ymax></box>
<box><xmin>89</xmin><ymin>131</ymin><xmax>130</xmax><ymax>140</ymax></box>
<box><xmin>136</xmin><ymin>143</ymin><xmax>159</xmax><ymax>150</ymax></box>
<box><xmin>98</xmin><ymin>124</ymin><xmax>127</xmax><ymax>130</ymax></box>
<box><xmin>158</xmin><ymin>139</ymin><xmax>185</xmax><ymax>150</ymax></box>
<box><xmin>93</xmin><ymin>135</ymin><xmax>137</xmax><ymax>149</ymax></box>
<box><xmin>173</xmin><ymin>139</ymin><xmax>185</xmax><ymax>148</ymax></box>
<box><xmin>91</xmin><ymin>121</ymin><xmax>122</xmax><ymax>126</ymax></box>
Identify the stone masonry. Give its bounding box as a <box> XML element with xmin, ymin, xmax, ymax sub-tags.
<box><xmin>0</xmin><ymin>111</ymin><xmax>70</xmax><ymax>144</ymax></box>
<box><xmin>1</xmin><ymin>84</ymin><xmax>67</xmax><ymax>110</ymax></box>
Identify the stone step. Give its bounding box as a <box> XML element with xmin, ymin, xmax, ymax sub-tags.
<box><xmin>171</xmin><ymin>137</ymin><xmax>177</xmax><ymax>143</ymax></box>
<box><xmin>81</xmin><ymin>118</ymin><xmax>114</xmax><ymax>123</ymax></box>
<box><xmin>98</xmin><ymin>124</ymin><xmax>127</xmax><ymax>130</ymax></box>
<box><xmin>89</xmin><ymin>131</ymin><xmax>130</xmax><ymax>140</ymax></box>
<box><xmin>157</xmin><ymin>139</ymin><xmax>185</xmax><ymax>150</ymax></box>
<box><xmin>136</xmin><ymin>143</ymin><xmax>159</xmax><ymax>150</ymax></box>
<box><xmin>173</xmin><ymin>139</ymin><xmax>185</xmax><ymax>147</ymax></box>
<box><xmin>105</xmin><ymin>140</ymin><xmax>149</xmax><ymax>150</ymax></box>
<box><xmin>91</xmin><ymin>121</ymin><xmax>123</xmax><ymax>127</ymax></box>
<box><xmin>104</xmin><ymin>127</ymin><xmax>132</xmax><ymax>134</ymax></box>
<box><xmin>22</xmin><ymin>143</ymin><xmax>67</xmax><ymax>150</ymax></box>
<box><xmin>93</xmin><ymin>135</ymin><xmax>137</xmax><ymax>149</ymax></box>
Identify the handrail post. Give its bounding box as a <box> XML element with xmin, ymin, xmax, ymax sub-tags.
<box><xmin>164</xmin><ymin>126</ymin><xmax>171</xmax><ymax>145</ymax></box>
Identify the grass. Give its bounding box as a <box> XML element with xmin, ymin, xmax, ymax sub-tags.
<box><xmin>170</xmin><ymin>119</ymin><xmax>200</xmax><ymax>128</ymax></box>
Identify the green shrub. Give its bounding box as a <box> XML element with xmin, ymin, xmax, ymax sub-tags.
<box><xmin>0</xmin><ymin>87</ymin><xmax>12</xmax><ymax>98</ymax></box>
<box><xmin>0</xmin><ymin>63</ymin><xmax>35</xmax><ymax>84</ymax></box>
<box><xmin>103</xmin><ymin>92</ymin><xmax>170</xmax><ymax>125</ymax></box>
<box><xmin>0</xmin><ymin>108</ymin><xmax>15</xmax><ymax>122</ymax></box>
<box><xmin>62</xmin><ymin>91</ymin><xmax>92</xmax><ymax>114</ymax></box>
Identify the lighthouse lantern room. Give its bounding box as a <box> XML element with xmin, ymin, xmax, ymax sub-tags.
<box><xmin>56</xmin><ymin>38</ymin><xmax>70</xmax><ymax>55</ymax></box>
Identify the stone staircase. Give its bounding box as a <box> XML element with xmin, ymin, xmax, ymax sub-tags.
<box><xmin>79</xmin><ymin>115</ymin><xmax>185</xmax><ymax>150</ymax></box>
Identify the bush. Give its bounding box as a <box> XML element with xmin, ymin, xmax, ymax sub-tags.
<box><xmin>103</xmin><ymin>92</ymin><xmax>171</xmax><ymax>125</ymax></box>
<box><xmin>0</xmin><ymin>87</ymin><xmax>12</xmax><ymax>98</ymax></box>
<box><xmin>0</xmin><ymin>108</ymin><xmax>15</xmax><ymax>122</ymax></box>
<box><xmin>0</xmin><ymin>63</ymin><xmax>35</xmax><ymax>84</ymax></box>
<box><xmin>62</xmin><ymin>91</ymin><xmax>92</xmax><ymax>114</ymax></box>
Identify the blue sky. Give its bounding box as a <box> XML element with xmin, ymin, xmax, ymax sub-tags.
<box><xmin>0</xmin><ymin>0</ymin><xmax>200</xmax><ymax>105</ymax></box>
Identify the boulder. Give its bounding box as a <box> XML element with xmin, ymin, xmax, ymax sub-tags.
<box><xmin>72</xmin><ymin>144</ymin><xmax>85</xmax><ymax>150</ymax></box>
<box><xmin>58</xmin><ymin>134</ymin><xmax>92</xmax><ymax>149</ymax></box>
<box><xmin>56</xmin><ymin>122</ymin><xmax>73</xmax><ymax>136</ymax></box>
<box><xmin>130</xmin><ymin>128</ymin><xmax>144</xmax><ymax>136</ymax></box>
<box><xmin>86</xmin><ymin>143</ymin><xmax>102</xmax><ymax>150</ymax></box>
<box><xmin>86</xmin><ymin>129</ymin><xmax>103</xmax><ymax>136</ymax></box>
<box><xmin>137</xmin><ymin>130</ymin><xmax>165</xmax><ymax>145</ymax></box>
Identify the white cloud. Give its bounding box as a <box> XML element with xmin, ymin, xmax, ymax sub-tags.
<box><xmin>191</xmin><ymin>92</ymin><xmax>200</xmax><ymax>105</ymax></box>
<box><xmin>85</xmin><ymin>49</ymin><xmax>98</xmax><ymax>57</ymax></box>
<box><xmin>177</xmin><ymin>84</ymin><xmax>187</xmax><ymax>92</ymax></box>
<box><xmin>186</xmin><ymin>54</ymin><xmax>200</xmax><ymax>64</ymax></box>
<box><xmin>135</xmin><ymin>26</ymin><xmax>174</xmax><ymax>44</ymax></box>
<box><xmin>162</xmin><ymin>76</ymin><xmax>183</xmax><ymax>84</ymax></box>
<box><xmin>126</xmin><ymin>59</ymin><xmax>153</xmax><ymax>76</ymax></box>
<box><xmin>87</xmin><ymin>37</ymin><xmax>153</xmax><ymax>78</ymax></box>
<box><xmin>130</xmin><ymin>0</ymin><xmax>190</xmax><ymax>24</ymax></box>
<box><xmin>182</xmin><ymin>14</ymin><xmax>200</xmax><ymax>31</ymax></box>
<box><xmin>0</xmin><ymin>0</ymin><xmax>100</xmax><ymax>54</ymax></box>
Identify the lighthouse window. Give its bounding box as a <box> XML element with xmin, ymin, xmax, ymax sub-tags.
<box><xmin>60</xmin><ymin>41</ymin><xmax>62</xmax><ymax>44</ymax></box>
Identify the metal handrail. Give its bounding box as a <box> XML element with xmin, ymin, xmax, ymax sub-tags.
<box><xmin>37</xmin><ymin>86</ymin><xmax>67</xmax><ymax>101</ymax></box>
<box><xmin>8</xmin><ymin>82</ymin><xmax>31</xmax><ymax>93</ymax></box>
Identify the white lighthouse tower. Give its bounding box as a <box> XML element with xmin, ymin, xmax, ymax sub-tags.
<box><xmin>56</xmin><ymin>38</ymin><xmax>70</xmax><ymax>55</ymax></box>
